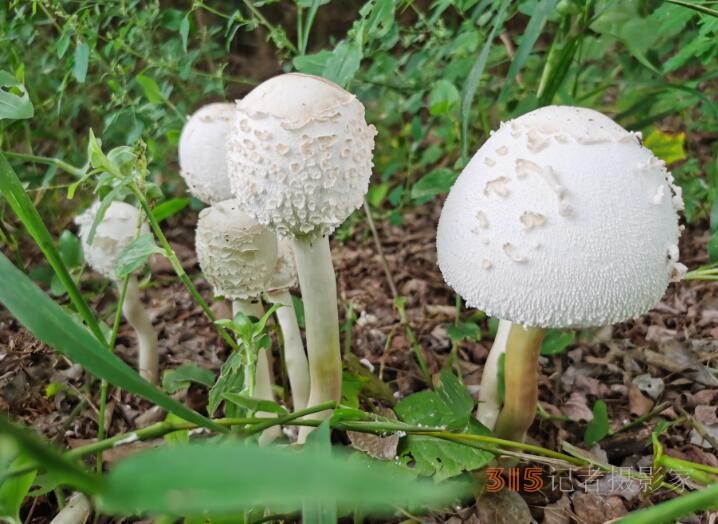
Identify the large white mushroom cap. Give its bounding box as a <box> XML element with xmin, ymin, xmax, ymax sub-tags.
<box><xmin>226</xmin><ymin>73</ymin><xmax>377</xmax><ymax>239</ymax></box>
<box><xmin>196</xmin><ymin>199</ymin><xmax>283</xmax><ymax>300</ymax></box>
<box><xmin>75</xmin><ymin>201</ymin><xmax>149</xmax><ymax>281</ymax></box>
<box><xmin>178</xmin><ymin>102</ymin><xmax>235</xmax><ymax>204</ymax></box>
<box><xmin>437</xmin><ymin>105</ymin><xmax>685</xmax><ymax>329</ymax></box>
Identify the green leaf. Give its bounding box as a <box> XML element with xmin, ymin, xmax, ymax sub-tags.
<box><xmin>152</xmin><ymin>197</ymin><xmax>190</xmax><ymax>223</ymax></box>
<box><xmin>72</xmin><ymin>41</ymin><xmax>89</xmax><ymax>83</ymax></box>
<box><xmin>411</xmin><ymin>168</ymin><xmax>458</xmax><ymax>199</ymax></box>
<box><xmin>395</xmin><ymin>390</ymin><xmax>493</xmax><ymax>480</ymax></box>
<box><xmin>447</xmin><ymin>322</ymin><xmax>481</xmax><ymax>343</ymax></box>
<box><xmin>322</xmin><ymin>40</ymin><xmax>363</xmax><ymax>88</ymax></box>
<box><xmin>0</xmin><ymin>414</ymin><xmax>98</xmax><ymax>494</ymax></box>
<box><xmin>222</xmin><ymin>393</ymin><xmax>288</xmax><ymax>415</ymax></box>
<box><xmin>162</xmin><ymin>363</ymin><xmax>215</xmax><ymax>394</ymax></box>
<box><xmin>179</xmin><ymin>14</ymin><xmax>190</xmax><ymax>52</ymax></box>
<box><xmin>58</xmin><ymin>230</ymin><xmax>83</xmax><ymax>269</ymax></box>
<box><xmin>497</xmin><ymin>353</ymin><xmax>506</xmax><ymax>404</ymax></box>
<box><xmin>96</xmin><ymin>441</ymin><xmax>463</xmax><ymax>517</ymax></box>
<box><xmin>302</xmin><ymin>420</ymin><xmax>337</xmax><ymax>523</ymax></box>
<box><xmin>293</xmin><ymin>50</ymin><xmax>333</xmax><ymax>76</ymax></box>
<box><xmin>0</xmin><ymin>250</ymin><xmax>225</xmax><ymax>434</ymax></box>
<box><xmin>584</xmin><ymin>400</ymin><xmax>610</xmax><ymax>445</ymax></box>
<box><xmin>135</xmin><ymin>74</ymin><xmax>164</xmax><ymax>104</ymax></box>
<box><xmin>615</xmin><ymin>479</ymin><xmax>718</xmax><ymax>524</ymax></box>
<box><xmin>708</xmin><ymin>230</ymin><xmax>718</xmax><ymax>263</ymax></box>
<box><xmin>115</xmin><ymin>233</ymin><xmax>163</xmax><ymax>279</ymax></box>
<box><xmin>436</xmin><ymin>370</ymin><xmax>474</xmax><ymax>428</ymax></box>
<box><xmin>207</xmin><ymin>351</ymin><xmax>244</xmax><ymax>416</ymax></box>
<box><xmin>366</xmin><ymin>183</ymin><xmax>389</xmax><ymax>208</ymax></box>
<box><xmin>0</xmin><ymin>454</ymin><xmax>36</xmax><ymax>524</ymax></box>
<box><xmin>643</xmin><ymin>129</ymin><xmax>687</xmax><ymax>165</ymax></box>
<box><xmin>498</xmin><ymin>0</ymin><xmax>559</xmax><ymax>103</ymax></box>
<box><xmin>0</xmin><ymin>70</ymin><xmax>34</xmax><ymax>121</ymax></box>
<box><xmin>428</xmin><ymin>79</ymin><xmax>460</xmax><ymax>116</ymax></box>
<box><xmin>540</xmin><ymin>329</ymin><xmax>576</xmax><ymax>356</ymax></box>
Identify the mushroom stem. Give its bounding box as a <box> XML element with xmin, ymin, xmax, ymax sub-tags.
<box><xmin>264</xmin><ymin>289</ymin><xmax>310</xmax><ymax>411</ymax></box>
<box><xmin>494</xmin><ymin>323</ymin><xmax>546</xmax><ymax>442</ymax></box>
<box><xmin>121</xmin><ymin>276</ymin><xmax>159</xmax><ymax>385</ymax></box>
<box><xmin>49</xmin><ymin>493</ymin><xmax>91</xmax><ymax>524</ymax></box>
<box><xmin>291</xmin><ymin>235</ymin><xmax>342</xmax><ymax>443</ymax></box>
<box><xmin>477</xmin><ymin>319</ymin><xmax>512</xmax><ymax>430</ymax></box>
<box><xmin>232</xmin><ymin>299</ymin><xmax>280</xmax><ymax>446</ymax></box>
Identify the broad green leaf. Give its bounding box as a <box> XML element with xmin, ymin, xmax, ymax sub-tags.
<box><xmin>72</xmin><ymin>41</ymin><xmax>89</xmax><ymax>83</ymax></box>
<box><xmin>540</xmin><ymin>330</ymin><xmax>576</xmax><ymax>356</ymax></box>
<box><xmin>0</xmin><ymin>154</ymin><xmax>105</xmax><ymax>344</ymax></box>
<box><xmin>222</xmin><ymin>393</ymin><xmax>288</xmax><ymax>415</ymax></box>
<box><xmin>115</xmin><ymin>233</ymin><xmax>163</xmax><ymax>279</ymax></box>
<box><xmin>179</xmin><ymin>15</ymin><xmax>190</xmax><ymax>52</ymax></box>
<box><xmin>302</xmin><ymin>421</ymin><xmax>337</xmax><ymax>523</ymax></box>
<box><xmin>293</xmin><ymin>50</ymin><xmax>333</xmax><ymax>76</ymax></box>
<box><xmin>323</xmin><ymin>41</ymin><xmax>363</xmax><ymax>88</ymax></box>
<box><xmin>0</xmin><ymin>415</ymin><xmax>98</xmax><ymax>494</ymax></box>
<box><xmin>446</xmin><ymin>322</ymin><xmax>481</xmax><ymax>343</ymax></box>
<box><xmin>135</xmin><ymin>74</ymin><xmax>164</xmax><ymax>104</ymax></box>
<box><xmin>152</xmin><ymin>197</ymin><xmax>190</xmax><ymax>223</ymax></box>
<box><xmin>395</xmin><ymin>390</ymin><xmax>493</xmax><ymax>480</ymax></box>
<box><xmin>411</xmin><ymin>168</ymin><xmax>458</xmax><ymax>199</ymax></box>
<box><xmin>584</xmin><ymin>400</ymin><xmax>610</xmax><ymax>445</ymax></box>
<box><xmin>643</xmin><ymin>129</ymin><xmax>686</xmax><ymax>165</ymax></box>
<box><xmin>435</xmin><ymin>369</ymin><xmax>474</xmax><ymax>428</ymax></box>
<box><xmin>58</xmin><ymin>230</ymin><xmax>83</xmax><ymax>269</ymax></box>
<box><xmin>366</xmin><ymin>183</ymin><xmax>389</xmax><ymax>208</ymax></box>
<box><xmin>0</xmin><ymin>250</ymin><xmax>224</xmax><ymax>434</ymax></box>
<box><xmin>97</xmin><ymin>441</ymin><xmax>463</xmax><ymax>517</ymax></box>
<box><xmin>0</xmin><ymin>70</ymin><xmax>34</xmax><ymax>120</ymax></box>
<box><xmin>365</xmin><ymin>0</ymin><xmax>396</xmax><ymax>39</ymax></box>
<box><xmin>208</xmin><ymin>351</ymin><xmax>245</xmax><ymax>416</ymax></box>
<box><xmin>428</xmin><ymin>79</ymin><xmax>459</xmax><ymax>116</ymax></box>
<box><xmin>162</xmin><ymin>363</ymin><xmax>215</xmax><ymax>394</ymax></box>
<box><xmin>0</xmin><ymin>454</ymin><xmax>36</xmax><ymax>524</ymax></box>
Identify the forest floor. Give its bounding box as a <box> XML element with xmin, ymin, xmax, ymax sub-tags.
<box><xmin>1</xmin><ymin>200</ymin><xmax>718</xmax><ymax>523</ymax></box>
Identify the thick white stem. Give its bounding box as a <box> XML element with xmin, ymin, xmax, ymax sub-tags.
<box><xmin>121</xmin><ymin>276</ymin><xmax>159</xmax><ymax>385</ymax></box>
<box><xmin>292</xmin><ymin>236</ymin><xmax>341</xmax><ymax>444</ymax></box>
<box><xmin>476</xmin><ymin>318</ymin><xmax>512</xmax><ymax>430</ymax></box>
<box><xmin>232</xmin><ymin>299</ymin><xmax>280</xmax><ymax>446</ymax></box>
<box><xmin>50</xmin><ymin>493</ymin><xmax>91</xmax><ymax>524</ymax></box>
<box><xmin>264</xmin><ymin>289</ymin><xmax>310</xmax><ymax>411</ymax></box>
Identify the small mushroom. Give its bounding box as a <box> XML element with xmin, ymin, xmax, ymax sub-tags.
<box><xmin>226</xmin><ymin>73</ymin><xmax>377</xmax><ymax>442</ymax></box>
<box><xmin>436</xmin><ymin>106</ymin><xmax>684</xmax><ymax>441</ymax></box>
<box><xmin>178</xmin><ymin>103</ymin><xmax>235</xmax><ymax>205</ymax></box>
<box><xmin>75</xmin><ymin>201</ymin><xmax>159</xmax><ymax>384</ymax></box>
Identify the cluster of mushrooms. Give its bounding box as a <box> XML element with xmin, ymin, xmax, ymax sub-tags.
<box><xmin>77</xmin><ymin>73</ymin><xmax>684</xmax><ymax>445</ymax></box>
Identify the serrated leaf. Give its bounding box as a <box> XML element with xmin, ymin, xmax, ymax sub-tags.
<box><xmin>115</xmin><ymin>234</ymin><xmax>163</xmax><ymax>279</ymax></box>
<box><xmin>162</xmin><ymin>363</ymin><xmax>215</xmax><ymax>394</ymax></box>
<box><xmin>72</xmin><ymin>41</ymin><xmax>89</xmax><ymax>83</ymax></box>
<box><xmin>0</xmin><ymin>70</ymin><xmax>34</xmax><ymax>121</ymax></box>
<box><xmin>395</xmin><ymin>390</ymin><xmax>493</xmax><ymax>480</ymax></box>
<box><xmin>540</xmin><ymin>330</ymin><xmax>576</xmax><ymax>356</ymax></box>
<box><xmin>644</xmin><ymin>129</ymin><xmax>686</xmax><ymax>165</ymax></box>
<box><xmin>584</xmin><ymin>400</ymin><xmax>610</xmax><ymax>445</ymax></box>
<box><xmin>411</xmin><ymin>168</ymin><xmax>458</xmax><ymax>199</ymax></box>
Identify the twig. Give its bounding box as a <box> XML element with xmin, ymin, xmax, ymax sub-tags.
<box><xmin>363</xmin><ymin>200</ymin><xmax>398</xmax><ymax>298</ymax></box>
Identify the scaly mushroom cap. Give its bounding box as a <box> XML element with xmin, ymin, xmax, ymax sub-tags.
<box><xmin>196</xmin><ymin>199</ymin><xmax>279</xmax><ymax>300</ymax></box>
<box><xmin>437</xmin><ymin>105</ymin><xmax>685</xmax><ymax>329</ymax></box>
<box><xmin>178</xmin><ymin>102</ymin><xmax>235</xmax><ymax>204</ymax></box>
<box><xmin>226</xmin><ymin>73</ymin><xmax>377</xmax><ymax>239</ymax></box>
<box><xmin>75</xmin><ymin>201</ymin><xmax>149</xmax><ymax>281</ymax></box>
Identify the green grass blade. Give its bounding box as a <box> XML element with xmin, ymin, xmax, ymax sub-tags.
<box><xmin>498</xmin><ymin>0</ymin><xmax>559</xmax><ymax>104</ymax></box>
<box><xmin>97</xmin><ymin>441</ymin><xmax>466</xmax><ymax>517</ymax></box>
<box><xmin>460</xmin><ymin>0</ymin><xmax>512</xmax><ymax>162</ymax></box>
<box><xmin>615</xmin><ymin>483</ymin><xmax>718</xmax><ymax>524</ymax></box>
<box><xmin>0</xmin><ymin>153</ymin><xmax>106</xmax><ymax>345</ymax></box>
<box><xmin>0</xmin><ymin>414</ymin><xmax>99</xmax><ymax>494</ymax></box>
<box><xmin>0</xmin><ymin>251</ymin><xmax>225</xmax><ymax>434</ymax></box>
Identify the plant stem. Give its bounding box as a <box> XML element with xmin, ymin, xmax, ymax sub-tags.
<box><xmin>128</xmin><ymin>184</ymin><xmax>239</xmax><ymax>352</ymax></box>
<box><xmin>122</xmin><ymin>276</ymin><xmax>159</xmax><ymax>384</ymax></box>
<box><xmin>264</xmin><ymin>289</ymin><xmax>310</xmax><ymax>411</ymax></box>
<box><xmin>1</xmin><ymin>151</ymin><xmax>86</xmax><ymax>178</ymax></box>
<box><xmin>494</xmin><ymin>324</ymin><xmax>546</xmax><ymax>442</ymax></box>
<box><xmin>291</xmin><ymin>236</ymin><xmax>342</xmax><ymax>443</ymax></box>
<box><xmin>613</xmin><ymin>483</ymin><xmax>718</xmax><ymax>524</ymax></box>
<box><xmin>477</xmin><ymin>319</ymin><xmax>511</xmax><ymax>430</ymax></box>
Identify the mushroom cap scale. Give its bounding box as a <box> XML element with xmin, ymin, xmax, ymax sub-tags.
<box><xmin>436</xmin><ymin>105</ymin><xmax>684</xmax><ymax>329</ymax></box>
<box><xmin>178</xmin><ymin>102</ymin><xmax>235</xmax><ymax>205</ymax></box>
<box><xmin>196</xmin><ymin>199</ymin><xmax>286</xmax><ymax>300</ymax></box>
<box><xmin>75</xmin><ymin>201</ymin><xmax>149</xmax><ymax>281</ymax></box>
<box><xmin>226</xmin><ymin>73</ymin><xmax>377</xmax><ymax>239</ymax></box>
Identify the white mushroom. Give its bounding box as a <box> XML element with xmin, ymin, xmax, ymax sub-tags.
<box><xmin>75</xmin><ymin>201</ymin><xmax>159</xmax><ymax>384</ymax></box>
<box><xmin>226</xmin><ymin>73</ymin><xmax>377</xmax><ymax>442</ymax></box>
<box><xmin>178</xmin><ymin>103</ymin><xmax>235</xmax><ymax>204</ymax></box>
<box><xmin>437</xmin><ymin>106</ymin><xmax>684</xmax><ymax>441</ymax></box>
